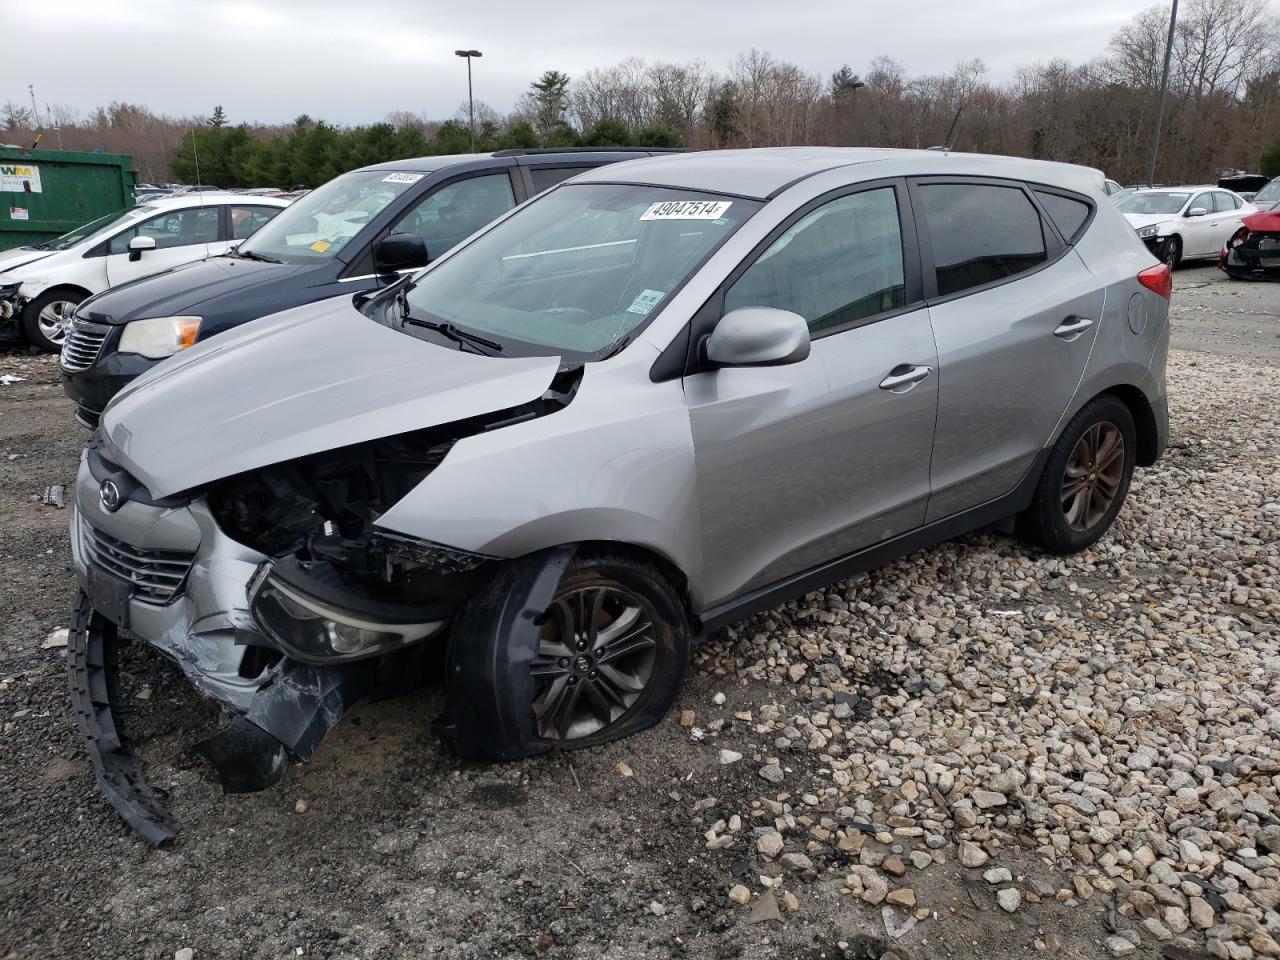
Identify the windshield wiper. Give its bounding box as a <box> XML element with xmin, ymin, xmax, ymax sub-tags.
<box><xmin>403</xmin><ymin>314</ymin><xmax>503</xmax><ymax>354</ymax></box>
<box><xmin>236</xmin><ymin>249</ymin><xmax>283</xmax><ymax>263</ymax></box>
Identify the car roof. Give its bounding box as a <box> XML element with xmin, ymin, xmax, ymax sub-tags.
<box><xmin>358</xmin><ymin>153</ymin><xmax>497</xmax><ymax>174</ymax></box>
<box><xmin>569</xmin><ymin>147</ymin><xmax>1107</xmax><ymax>200</ymax></box>
<box><xmin>145</xmin><ymin>192</ymin><xmax>289</xmax><ymax>208</ymax></box>
<box><xmin>355</xmin><ymin>149</ymin><xmax>668</xmax><ymax>175</ymax></box>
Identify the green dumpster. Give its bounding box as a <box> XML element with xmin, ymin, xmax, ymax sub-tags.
<box><xmin>0</xmin><ymin>148</ymin><xmax>137</xmax><ymax>252</ymax></box>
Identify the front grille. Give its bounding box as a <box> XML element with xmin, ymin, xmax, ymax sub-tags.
<box><xmin>61</xmin><ymin>315</ymin><xmax>111</xmax><ymax>373</ymax></box>
<box><xmin>82</xmin><ymin>523</ymin><xmax>195</xmax><ymax>604</ymax></box>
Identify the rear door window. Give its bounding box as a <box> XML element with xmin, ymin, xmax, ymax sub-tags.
<box><xmin>229</xmin><ymin>205</ymin><xmax>283</xmax><ymax>240</ymax></box>
<box><xmin>1033</xmin><ymin>190</ymin><xmax>1091</xmax><ymax>243</ymax></box>
<box><xmin>918</xmin><ymin>183</ymin><xmax>1047</xmax><ymax>297</ymax></box>
<box><xmin>390</xmin><ymin>173</ymin><xmax>516</xmax><ymax>259</ymax></box>
<box><xmin>1212</xmin><ymin>192</ymin><xmax>1238</xmax><ymax>213</ymax></box>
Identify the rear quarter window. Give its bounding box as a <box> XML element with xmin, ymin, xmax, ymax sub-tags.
<box><xmin>1034</xmin><ymin>190</ymin><xmax>1092</xmax><ymax>243</ymax></box>
<box><xmin>528</xmin><ymin>167</ymin><xmax>585</xmax><ymax>194</ymax></box>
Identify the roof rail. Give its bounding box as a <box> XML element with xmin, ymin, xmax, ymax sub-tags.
<box><xmin>491</xmin><ymin>147</ymin><xmax>692</xmax><ymax>157</ymax></box>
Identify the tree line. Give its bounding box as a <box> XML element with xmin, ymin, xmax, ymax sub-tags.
<box><xmin>4</xmin><ymin>0</ymin><xmax>1279</xmax><ymax>188</ymax></box>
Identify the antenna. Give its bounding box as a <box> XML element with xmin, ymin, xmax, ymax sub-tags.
<box><xmin>943</xmin><ymin>104</ymin><xmax>963</xmax><ymax>150</ymax></box>
<box><xmin>190</xmin><ymin>126</ymin><xmax>203</xmax><ymax>187</ymax></box>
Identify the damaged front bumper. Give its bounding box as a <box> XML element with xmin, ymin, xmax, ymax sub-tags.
<box><xmin>0</xmin><ymin>285</ymin><xmax>24</xmax><ymax>340</ymax></box>
<box><xmin>67</xmin><ymin>454</ymin><xmax>451</xmax><ymax>841</ymax></box>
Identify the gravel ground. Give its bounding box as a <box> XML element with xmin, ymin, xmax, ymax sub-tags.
<box><xmin>1</xmin><ymin>265</ymin><xmax>1277</xmax><ymax>960</ymax></box>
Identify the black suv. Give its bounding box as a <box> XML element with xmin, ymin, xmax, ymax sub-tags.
<box><xmin>61</xmin><ymin>149</ymin><xmax>677</xmax><ymax>427</ymax></box>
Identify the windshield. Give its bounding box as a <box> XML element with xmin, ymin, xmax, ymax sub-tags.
<box><xmin>34</xmin><ymin>206</ymin><xmax>155</xmax><ymax>251</ymax></box>
<box><xmin>1252</xmin><ymin>180</ymin><xmax>1279</xmax><ymax>204</ymax></box>
<box><xmin>239</xmin><ymin>169</ymin><xmax>425</xmax><ymax>263</ymax></box>
<box><xmin>1117</xmin><ymin>191</ymin><xmax>1191</xmax><ymax>216</ymax></box>
<box><xmin>401</xmin><ymin>184</ymin><xmax>760</xmax><ymax>359</ymax></box>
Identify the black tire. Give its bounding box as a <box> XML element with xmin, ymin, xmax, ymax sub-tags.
<box><xmin>1160</xmin><ymin>235</ymin><xmax>1182</xmax><ymax>270</ymax></box>
<box><xmin>1020</xmin><ymin>395</ymin><xmax>1137</xmax><ymax>555</ymax></box>
<box><xmin>21</xmin><ymin>288</ymin><xmax>85</xmax><ymax>353</ymax></box>
<box><xmin>437</xmin><ymin>546</ymin><xmax>689</xmax><ymax>761</ymax></box>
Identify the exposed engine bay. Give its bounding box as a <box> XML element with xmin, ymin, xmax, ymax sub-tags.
<box><xmin>207</xmin><ymin>365</ymin><xmax>585</xmax><ymax>604</ymax></box>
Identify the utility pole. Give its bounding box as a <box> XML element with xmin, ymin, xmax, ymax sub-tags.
<box><xmin>455</xmin><ymin>49</ymin><xmax>483</xmax><ymax>152</ymax></box>
<box><xmin>28</xmin><ymin>84</ymin><xmax>40</xmax><ymax>127</ymax></box>
<box><xmin>1147</xmin><ymin>0</ymin><xmax>1179</xmax><ymax>186</ymax></box>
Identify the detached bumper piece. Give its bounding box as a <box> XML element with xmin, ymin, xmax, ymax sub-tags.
<box><xmin>67</xmin><ymin>591</ymin><xmax>180</xmax><ymax>846</ymax></box>
<box><xmin>190</xmin><ymin>659</ymin><xmax>378</xmax><ymax>793</ymax></box>
<box><xmin>433</xmin><ymin>546</ymin><xmax>575</xmax><ymax>761</ymax></box>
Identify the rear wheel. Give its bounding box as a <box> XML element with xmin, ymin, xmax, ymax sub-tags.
<box><xmin>1020</xmin><ymin>395</ymin><xmax>1136</xmax><ymax>554</ymax></box>
<box><xmin>21</xmin><ymin>288</ymin><xmax>85</xmax><ymax>353</ymax></box>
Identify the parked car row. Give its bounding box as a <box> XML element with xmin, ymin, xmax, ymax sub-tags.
<box><xmin>1116</xmin><ymin>185</ymin><xmax>1258</xmax><ymax>268</ymax></box>
<box><xmin>60</xmin><ymin>148</ymin><xmax>678</xmax><ymax>425</ymax></box>
<box><xmin>0</xmin><ymin>194</ymin><xmax>289</xmax><ymax>351</ymax></box>
<box><xmin>55</xmin><ymin>146</ymin><xmax>1171</xmax><ymax>843</ymax></box>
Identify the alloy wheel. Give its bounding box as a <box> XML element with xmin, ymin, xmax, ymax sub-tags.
<box><xmin>37</xmin><ymin>300</ymin><xmax>77</xmax><ymax>346</ymax></box>
<box><xmin>531</xmin><ymin>585</ymin><xmax>658</xmax><ymax>740</ymax></box>
<box><xmin>1061</xmin><ymin>421</ymin><xmax>1125</xmax><ymax>531</ymax></box>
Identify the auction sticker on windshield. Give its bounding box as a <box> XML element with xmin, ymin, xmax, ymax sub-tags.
<box><xmin>383</xmin><ymin>173</ymin><xmax>424</xmax><ymax>184</ymax></box>
<box><xmin>640</xmin><ymin>200</ymin><xmax>732</xmax><ymax>220</ymax></box>
<box><xmin>626</xmin><ymin>289</ymin><xmax>665</xmax><ymax>315</ymax></box>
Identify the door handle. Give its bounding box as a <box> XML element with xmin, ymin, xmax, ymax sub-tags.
<box><xmin>1054</xmin><ymin>315</ymin><xmax>1094</xmax><ymax>340</ymax></box>
<box><xmin>878</xmin><ymin>364</ymin><xmax>933</xmax><ymax>392</ymax></box>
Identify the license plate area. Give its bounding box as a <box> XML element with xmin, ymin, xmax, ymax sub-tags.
<box><xmin>86</xmin><ymin>564</ymin><xmax>132</xmax><ymax>629</ymax></box>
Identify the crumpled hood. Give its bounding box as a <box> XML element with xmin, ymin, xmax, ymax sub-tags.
<box><xmin>1123</xmin><ymin>213</ymin><xmax>1175</xmax><ymax>232</ymax></box>
<box><xmin>1243</xmin><ymin>210</ymin><xmax>1280</xmax><ymax>233</ymax></box>
<box><xmin>81</xmin><ymin>256</ymin><xmax>313</xmax><ymax>323</ymax></box>
<box><xmin>102</xmin><ymin>296</ymin><xmax>562</xmax><ymax>498</ymax></box>
<box><xmin>0</xmin><ymin>247</ymin><xmax>54</xmax><ymax>279</ymax></box>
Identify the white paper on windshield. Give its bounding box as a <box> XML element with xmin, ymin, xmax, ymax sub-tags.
<box><xmin>639</xmin><ymin>200</ymin><xmax>732</xmax><ymax>221</ymax></box>
<box><xmin>626</xmin><ymin>289</ymin><xmax>665</xmax><ymax>315</ymax></box>
<box><xmin>382</xmin><ymin>172</ymin><xmax>424</xmax><ymax>184</ymax></box>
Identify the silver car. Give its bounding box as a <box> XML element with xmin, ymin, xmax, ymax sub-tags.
<box><xmin>67</xmin><ymin>148</ymin><xmax>1170</xmax><ymax>840</ymax></box>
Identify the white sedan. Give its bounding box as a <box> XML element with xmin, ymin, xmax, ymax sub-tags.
<box><xmin>0</xmin><ymin>193</ymin><xmax>288</xmax><ymax>351</ymax></box>
<box><xmin>1117</xmin><ymin>186</ymin><xmax>1257</xmax><ymax>268</ymax></box>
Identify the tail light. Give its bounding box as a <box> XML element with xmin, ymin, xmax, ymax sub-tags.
<box><xmin>1137</xmin><ymin>263</ymin><xmax>1172</xmax><ymax>300</ymax></box>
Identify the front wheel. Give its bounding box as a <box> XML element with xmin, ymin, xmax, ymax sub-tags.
<box><xmin>21</xmin><ymin>288</ymin><xmax>85</xmax><ymax>353</ymax></box>
<box><xmin>1160</xmin><ymin>235</ymin><xmax>1182</xmax><ymax>270</ymax></box>
<box><xmin>438</xmin><ymin>547</ymin><xmax>689</xmax><ymax>760</ymax></box>
<box><xmin>1019</xmin><ymin>395</ymin><xmax>1137</xmax><ymax>554</ymax></box>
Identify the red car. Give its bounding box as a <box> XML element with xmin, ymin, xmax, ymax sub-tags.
<box><xmin>1220</xmin><ymin>210</ymin><xmax>1280</xmax><ymax>281</ymax></box>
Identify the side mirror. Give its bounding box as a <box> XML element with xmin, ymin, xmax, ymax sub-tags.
<box><xmin>374</xmin><ymin>233</ymin><xmax>429</xmax><ymax>272</ymax></box>
<box><xmin>127</xmin><ymin>235</ymin><xmax>156</xmax><ymax>262</ymax></box>
<box><xmin>1186</xmin><ymin>207</ymin><xmax>1208</xmax><ymax>218</ymax></box>
<box><xmin>704</xmin><ymin>307</ymin><xmax>810</xmax><ymax>368</ymax></box>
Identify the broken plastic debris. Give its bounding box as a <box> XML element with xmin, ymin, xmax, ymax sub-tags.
<box><xmin>42</xmin><ymin>484</ymin><xmax>66</xmax><ymax>508</ymax></box>
<box><xmin>1</xmin><ymin>374</ymin><xmax>27</xmax><ymax>385</ymax></box>
<box><xmin>42</xmin><ymin>628</ymin><xmax>69</xmax><ymax>649</ymax></box>
<box><xmin>881</xmin><ymin>905</ymin><xmax>917</xmax><ymax>939</ymax></box>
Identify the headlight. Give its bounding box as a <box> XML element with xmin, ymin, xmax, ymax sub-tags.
<box><xmin>1137</xmin><ymin>225</ymin><xmax>1160</xmax><ymax>239</ymax></box>
<box><xmin>248</xmin><ymin>562</ymin><xmax>445</xmax><ymax>664</ymax></box>
<box><xmin>117</xmin><ymin>316</ymin><xmax>202</xmax><ymax>359</ymax></box>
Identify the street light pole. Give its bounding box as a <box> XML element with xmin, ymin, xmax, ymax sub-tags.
<box><xmin>1147</xmin><ymin>0</ymin><xmax>1179</xmax><ymax>186</ymax></box>
<box><xmin>840</xmin><ymin>78</ymin><xmax>865</xmax><ymax>146</ymax></box>
<box><xmin>454</xmin><ymin>49</ymin><xmax>483</xmax><ymax>152</ymax></box>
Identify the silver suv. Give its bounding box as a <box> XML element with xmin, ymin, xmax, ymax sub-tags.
<box><xmin>68</xmin><ymin>148</ymin><xmax>1169</xmax><ymax>840</ymax></box>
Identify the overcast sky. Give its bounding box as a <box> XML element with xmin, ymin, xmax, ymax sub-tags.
<box><xmin>5</xmin><ymin>0</ymin><xmax>1236</xmax><ymax>126</ymax></box>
